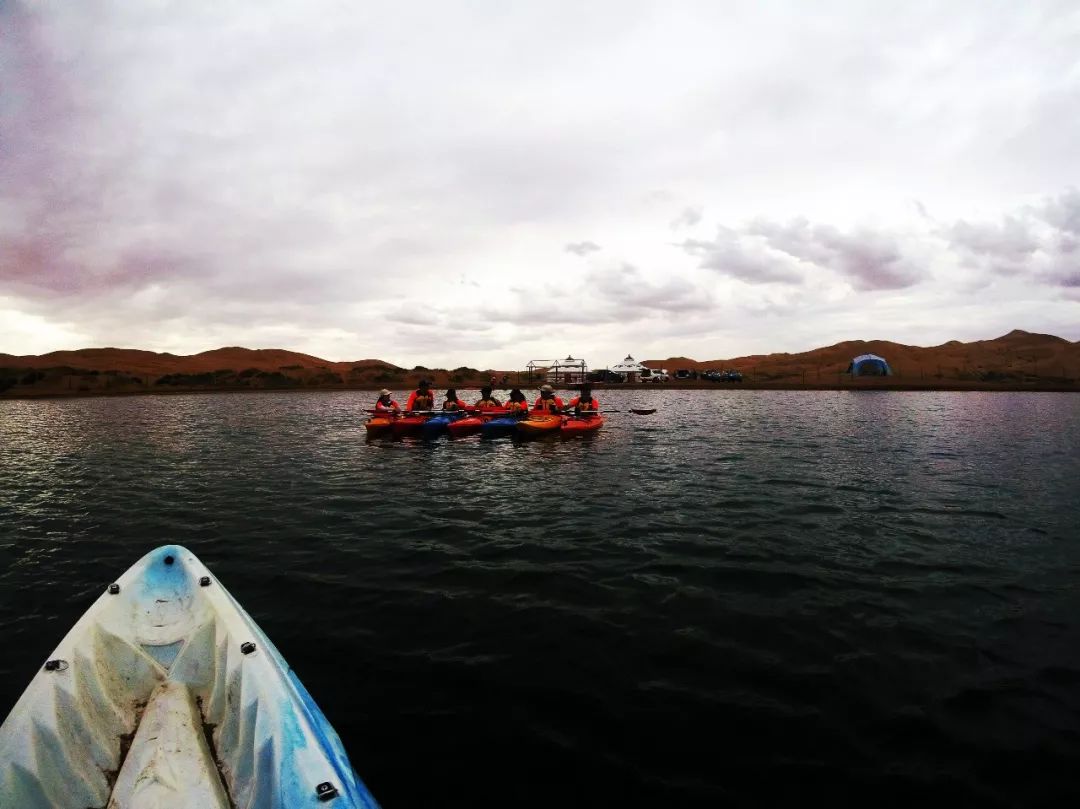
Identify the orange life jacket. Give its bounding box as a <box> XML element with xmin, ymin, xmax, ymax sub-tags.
<box><xmin>569</xmin><ymin>396</ymin><xmax>598</xmax><ymax>414</ymax></box>
<box><xmin>533</xmin><ymin>396</ymin><xmax>563</xmax><ymax>412</ymax></box>
<box><xmin>407</xmin><ymin>390</ymin><xmax>434</xmax><ymax>410</ymax></box>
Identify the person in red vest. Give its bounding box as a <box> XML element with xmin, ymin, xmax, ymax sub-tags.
<box><xmin>405</xmin><ymin>380</ymin><xmax>435</xmax><ymax>411</ymax></box>
<box><xmin>442</xmin><ymin>388</ymin><xmax>469</xmax><ymax>411</ymax></box>
<box><xmin>567</xmin><ymin>384</ymin><xmax>600</xmax><ymax>416</ymax></box>
<box><xmin>374</xmin><ymin>388</ymin><xmax>400</xmax><ymax>413</ymax></box>
<box><xmin>505</xmin><ymin>388</ymin><xmax>529</xmax><ymax>416</ymax></box>
<box><xmin>475</xmin><ymin>386</ymin><xmax>502</xmax><ymax>411</ymax></box>
<box><xmin>533</xmin><ymin>384</ymin><xmax>564</xmax><ymax>413</ymax></box>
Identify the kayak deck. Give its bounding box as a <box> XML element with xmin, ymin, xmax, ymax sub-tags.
<box><xmin>0</xmin><ymin>545</ymin><xmax>378</xmax><ymax>809</ymax></box>
<box><xmin>517</xmin><ymin>414</ymin><xmax>562</xmax><ymax>436</ymax></box>
<box><xmin>562</xmin><ymin>415</ymin><xmax>604</xmax><ymax>435</ymax></box>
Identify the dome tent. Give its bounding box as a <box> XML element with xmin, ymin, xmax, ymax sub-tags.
<box><xmin>847</xmin><ymin>353</ymin><xmax>891</xmax><ymax>376</ymax></box>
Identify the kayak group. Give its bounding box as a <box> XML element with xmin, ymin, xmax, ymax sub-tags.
<box><xmin>366</xmin><ymin>380</ymin><xmax>604</xmax><ymax>439</ymax></box>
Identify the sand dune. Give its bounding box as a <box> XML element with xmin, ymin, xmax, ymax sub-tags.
<box><xmin>2</xmin><ymin>330</ymin><xmax>1078</xmax><ymax>396</ymax></box>
<box><xmin>0</xmin><ymin>346</ymin><xmax>401</xmax><ymax>375</ymax></box>
<box><xmin>645</xmin><ymin>330</ymin><xmax>1080</xmax><ymax>382</ymax></box>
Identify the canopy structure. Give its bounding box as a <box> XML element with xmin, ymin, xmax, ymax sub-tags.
<box><xmin>609</xmin><ymin>355</ymin><xmax>647</xmax><ymax>378</ymax></box>
<box><xmin>847</xmin><ymin>353</ymin><xmax>891</xmax><ymax>376</ymax></box>
<box><xmin>525</xmin><ymin>355</ymin><xmax>588</xmax><ymax>384</ymax></box>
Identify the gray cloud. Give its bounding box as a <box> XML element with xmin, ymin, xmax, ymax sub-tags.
<box><xmin>947</xmin><ymin>216</ymin><xmax>1040</xmax><ymax>274</ymax></box>
<box><xmin>670</xmin><ymin>206</ymin><xmax>703</xmax><ymax>229</ymax></box>
<box><xmin>589</xmin><ymin>263</ymin><xmax>714</xmax><ymax>313</ymax></box>
<box><xmin>938</xmin><ymin>189</ymin><xmax>1080</xmax><ymax>287</ymax></box>
<box><xmin>564</xmin><ymin>241</ymin><xmax>602</xmax><ymax>256</ymax></box>
<box><xmin>680</xmin><ymin>218</ymin><xmax>923</xmax><ymax>290</ymax></box>
<box><xmin>1040</xmin><ymin>187</ymin><xmax>1080</xmax><ymax>236</ymax></box>
<box><xmin>747</xmin><ymin>219</ymin><xmax>923</xmax><ymax>290</ymax></box>
<box><xmin>449</xmin><ymin>264</ymin><xmax>717</xmax><ymax>329</ymax></box>
<box><xmin>2</xmin><ymin>0</ymin><xmax>1079</xmax><ymax>361</ymax></box>
<box><xmin>680</xmin><ymin>228</ymin><xmax>804</xmax><ymax>285</ymax></box>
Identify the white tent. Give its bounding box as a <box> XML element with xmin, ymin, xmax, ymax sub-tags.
<box><xmin>609</xmin><ymin>354</ymin><xmax>647</xmax><ymax>380</ymax></box>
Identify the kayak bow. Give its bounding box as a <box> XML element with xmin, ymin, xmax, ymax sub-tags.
<box><xmin>0</xmin><ymin>545</ymin><xmax>379</xmax><ymax>809</ymax></box>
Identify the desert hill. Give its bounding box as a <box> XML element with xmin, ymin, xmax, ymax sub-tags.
<box><xmin>645</xmin><ymin>330</ymin><xmax>1080</xmax><ymax>383</ymax></box>
<box><xmin>0</xmin><ymin>346</ymin><xmax>498</xmax><ymax>396</ymax></box>
<box><xmin>0</xmin><ymin>346</ymin><xmax>400</xmax><ymax>376</ymax></box>
<box><xmin>2</xmin><ymin>330</ymin><xmax>1078</xmax><ymax>396</ymax></box>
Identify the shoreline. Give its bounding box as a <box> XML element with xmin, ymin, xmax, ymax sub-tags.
<box><xmin>4</xmin><ymin>379</ymin><xmax>1080</xmax><ymax>401</ymax></box>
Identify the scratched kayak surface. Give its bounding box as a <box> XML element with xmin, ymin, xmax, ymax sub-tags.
<box><xmin>0</xmin><ymin>545</ymin><xmax>379</xmax><ymax>809</ymax></box>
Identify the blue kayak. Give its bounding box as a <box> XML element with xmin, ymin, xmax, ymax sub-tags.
<box><xmin>0</xmin><ymin>545</ymin><xmax>380</xmax><ymax>809</ymax></box>
<box><xmin>480</xmin><ymin>416</ymin><xmax>519</xmax><ymax>438</ymax></box>
<box><xmin>421</xmin><ymin>412</ymin><xmax>464</xmax><ymax>439</ymax></box>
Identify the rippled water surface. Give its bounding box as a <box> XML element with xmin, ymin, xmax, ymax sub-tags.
<box><xmin>2</xmin><ymin>390</ymin><xmax>1080</xmax><ymax>807</ymax></box>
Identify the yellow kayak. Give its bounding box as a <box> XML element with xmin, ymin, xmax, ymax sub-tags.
<box><xmin>517</xmin><ymin>413</ymin><xmax>562</xmax><ymax>437</ymax></box>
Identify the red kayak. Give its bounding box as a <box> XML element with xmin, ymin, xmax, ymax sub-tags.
<box><xmin>562</xmin><ymin>415</ymin><xmax>604</xmax><ymax>436</ymax></box>
<box><xmin>448</xmin><ymin>416</ymin><xmax>483</xmax><ymax>437</ymax></box>
<box><xmin>392</xmin><ymin>415</ymin><xmax>427</xmax><ymax>437</ymax></box>
<box><xmin>365</xmin><ymin>415</ymin><xmax>395</xmax><ymax>436</ymax></box>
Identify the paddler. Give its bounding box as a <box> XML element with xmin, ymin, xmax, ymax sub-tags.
<box><xmin>442</xmin><ymin>388</ymin><xmax>469</xmax><ymax>411</ymax></box>
<box><xmin>506</xmin><ymin>388</ymin><xmax>529</xmax><ymax>415</ymax></box>
<box><xmin>532</xmin><ymin>384</ymin><xmax>564</xmax><ymax>413</ymax></box>
<box><xmin>405</xmin><ymin>380</ymin><xmax>435</xmax><ymax>412</ymax></box>
<box><xmin>475</xmin><ymin>386</ymin><xmax>503</xmax><ymax>411</ymax></box>
<box><xmin>373</xmin><ymin>388</ymin><xmax>400</xmax><ymax>413</ymax></box>
<box><xmin>567</xmin><ymin>384</ymin><xmax>599</xmax><ymax>416</ymax></box>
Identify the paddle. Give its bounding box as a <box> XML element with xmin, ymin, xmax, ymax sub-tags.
<box><xmin>365</xmin><ymin>408</ymin><xmax>481</xmax><ymax>416</ymax></box>
<box><xmin>558</xmin><ymin>409</ymin><xmax>655</xmax><ymax>415</ymax></box>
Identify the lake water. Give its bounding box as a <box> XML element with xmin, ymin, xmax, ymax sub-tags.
<box><xmin>2</xmin><ymin>390</ymin><xmax>1079</xmax><ymax>807</ymax></box>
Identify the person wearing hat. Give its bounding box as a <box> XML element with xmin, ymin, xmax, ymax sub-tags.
<box><xmin>475</xmin><ymin>386</ymin><xmax>503</xmax><ymax>412</ymax></box>
<box><xmin>373</xmin><ymin>388</ymin><xmax>400</xmax><ymax>413</ymax></box>
<box><xmin>567</xmin><ymin>384</ymin><xmax>600</xmax><ymax>416</ymax></box>
<box><xmin>406</xmin><ymin>380</ymin><xmax>435</xmax><ymax>412</ymax></box>
<box><xmin>442</xmin><ymin>388</ymin><xmax>469</xmax><ymax>411</ymax></box>
<box><xmin>532</xmin><ymin>384</ymin><xmax>564</xmax><ymax>413</ymax></box>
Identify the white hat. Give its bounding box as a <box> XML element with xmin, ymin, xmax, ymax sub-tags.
<box><xmin>540</xmin><ymin>384</ymin><xmax>553</xmax><ymax>393</ymax></box>
<box><xmin>379</xmin><ymin>388</ymin><xmax>391</xmax><ymax>396</ymax></box>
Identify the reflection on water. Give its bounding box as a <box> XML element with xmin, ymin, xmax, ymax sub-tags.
<box><xmin>2</xmin><ymin>390</ymin><xmax>1080</xmax><ymax>806</ymax></box>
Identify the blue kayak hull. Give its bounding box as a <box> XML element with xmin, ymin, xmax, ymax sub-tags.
<box><xmin>0</xmin><ymin>545</ymin><xmax>380</xmax><ymax>809</ymax></box>
<box><xmin>421</xmin><ymin>415</ymin><xmax>452</xmax><ymax>438</ymax></box>
<box><xmin>480</xmin><ymin>417</ymin><xmax>518</xmax><ymax>437</ymax></box>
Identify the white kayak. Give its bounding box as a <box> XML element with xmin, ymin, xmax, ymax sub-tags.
<box><xmin>0</xmin><ymin>545</ymin><xmax>380</xmax><ymax>809</ymax></box>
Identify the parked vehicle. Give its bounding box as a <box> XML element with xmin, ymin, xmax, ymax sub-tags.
<box><xmin>674</xmin><ymin>369</ymin><xmax>695</xmax><ymax>380</ymax></box>
<box><xmin>702</xmin><ymin>369</ymin><xmax>742</xmax><ymax>382</ymax></box>
<box><xmin>588</xmin><ymin>369</ymin><xmax>626</xmax><ymax>383</ymax></box>
<box><xmin>639</xmin><ymin>367</ymin><xmax>669</xmax><ymax>383</ymax></box>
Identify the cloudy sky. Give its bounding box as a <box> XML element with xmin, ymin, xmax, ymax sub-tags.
<box><xmin>2</xmin><ymin>0</ymin><xmax>1078</xmax><ymax>368</ymax></box>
